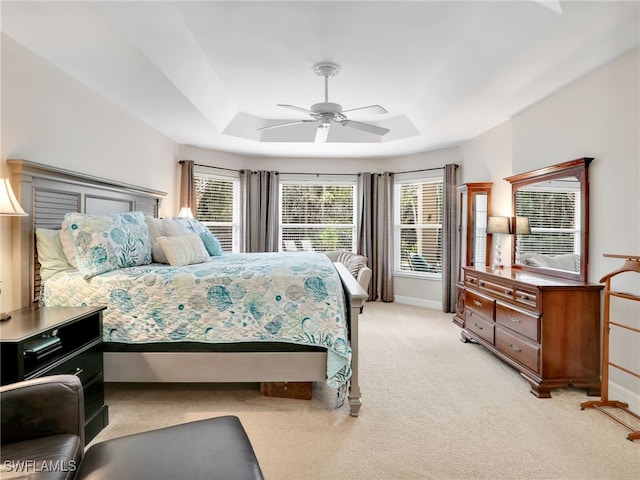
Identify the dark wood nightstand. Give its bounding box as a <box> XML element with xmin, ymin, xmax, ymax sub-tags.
<box><xmin>0</xmin><ymin>306</ymin><xmax>109</xmax><ymax>442</ymax></box>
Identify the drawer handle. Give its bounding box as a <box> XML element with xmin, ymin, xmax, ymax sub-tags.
<box><xmin>71</xmin><ymin>367</ymin><xmax>84</xmax><ymax>377</ymax></box>
<box><xmin>508</xmin><ymin>315</ymin><xmax>521</xmax><ymax>324</ymax></box>
<box><xmin>474</xmin><ymin>323</ymin><xmax>484</xmax><ymax>330</ymax></box>
<box><xmin>473</xmin><ymin>300</ymin><xmax>482</xmax><ymax>307</ymax></box>
<box><xmin>510</xmin><ymin>344</ymin><xmax>522</xmax><ymax>353</ymax></box>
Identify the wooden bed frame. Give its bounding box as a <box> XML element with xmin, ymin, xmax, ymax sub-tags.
<box><xmin>9</xmin><ymin>159</ymin><xmax>366</xmax><ymax>416</ymax></box>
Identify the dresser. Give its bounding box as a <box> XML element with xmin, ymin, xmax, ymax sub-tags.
<box><xmin>0</xmin><ymin>306</ymin><xmax>109</xmax><ymax>442</ymax></box>
<box><xmin>460</xmin><ymin>266</ymin><xmax>602</xmax><ymax>398</ymax></box>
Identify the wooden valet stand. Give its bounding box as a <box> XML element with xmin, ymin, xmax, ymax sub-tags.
<box><xmin>581</xmin><ymin>254</ymin><xmax>640</xmax><ymax>441</ymax></box>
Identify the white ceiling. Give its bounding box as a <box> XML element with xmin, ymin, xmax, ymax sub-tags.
<box><xmin>2</xmin><ymin>1</ymin><xmax>638</xmax><ymax>158</ymax></box>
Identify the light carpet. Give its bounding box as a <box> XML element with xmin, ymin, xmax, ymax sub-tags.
<box><xmin>90</xmin><ymin>302</ymin><xmax>640</xmax><ymax>479</ymax></box>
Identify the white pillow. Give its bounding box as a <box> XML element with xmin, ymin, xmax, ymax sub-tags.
<box><xmin>59</xmin><ymin>221</ymin><xmax>79</xmax><ymax>269</ymax></box>
<box><xmin>145</xmin><ymin>215</ymin><xmax>168</xmax><ymax>263</ymax></box>
<box><xmin>157</xmin><ymin>234</ymin><xmax>209</xmax><ymax>267</ymax></box>
<box><xmin>36</xmin><ymin>228</ymin><xmax>73</xmax><ymax>280</ymax></box>
<box><xmin>145</xmin><ymin>215</ymin><xmax>165</xmax><ymax>242</ymax></box>
<box><xmin>163</xmin><ymin>218</ymin><xmax>191</xmax><ymax>236</ymax></box>
<box><xmin>162</xmin><ymin>217</ymin><xmax>223</xmax><ymax>257</ymax></box>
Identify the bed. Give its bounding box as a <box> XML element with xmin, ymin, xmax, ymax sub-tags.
<box><xmin>9</xmin><ymin>159</ymin><xmax>366</xmax><ymax>416</ymax></box>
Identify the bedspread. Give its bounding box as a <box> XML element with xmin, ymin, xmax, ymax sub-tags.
<box><xmin>43</xmin><ymin>252</ymin><xmax>351</xmax><ymax>387</ymax></box>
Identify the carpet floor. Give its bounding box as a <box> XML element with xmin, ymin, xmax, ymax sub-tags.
<box><xmin>90</xmin><ymin>302</ymin><xmax>640</xmax><ymax>479</ymax></box>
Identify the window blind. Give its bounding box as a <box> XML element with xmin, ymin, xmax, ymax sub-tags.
<box><xmin>280</xmin><ymin>182</ymin><xmax>355</xmax><ymax>252</ymax></box>
<box><xmin>194</xmin><ymin>174</ymin><xmax>240</xmax><ymax>252</ymax></box>
<box><xmin>515</xmin><ymin>190</ymin><xmax>578</xmax><ymax>256</ymax></box>
<box><xmin>396</xmin><ymin>179</ymin><xmax>443</xmax><ymax>274</ymax></box>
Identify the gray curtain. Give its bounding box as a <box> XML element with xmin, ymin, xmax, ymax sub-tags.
<box><xmin>240</xmin><ymin>170</ymin><xmax>279</xmax><ymax>253</ymax></box>
<box><xmin>179</xmin><ymin>160</ymin><xmax>195</xmax><ymax>213</ymax></box>
<box><xmin>442</xmin><ymin>163</ymin><xmax>459</xmax><ymax>312</ymax></box>
<box><xmin>357</xmin><ymin>172</ymin><xmax>394</xmax><ymax>302</ymax></box>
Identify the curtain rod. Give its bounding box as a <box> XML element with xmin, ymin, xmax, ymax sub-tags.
<box><xmin>182</xmin><ymin>160</ymin><xmax>456</xmax><ymax>176</ymax></box>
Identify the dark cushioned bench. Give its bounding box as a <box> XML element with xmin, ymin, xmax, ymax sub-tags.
<box><xmin>77</xmin><ymin>416</ymin><xmax>264</xmax><ymax>480</ymax></box>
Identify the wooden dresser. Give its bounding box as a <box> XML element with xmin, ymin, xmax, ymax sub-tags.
<box><xmin>460</xmin><ymin>266</ymin><xmax>603</xmax><ymax>398</ymax></box>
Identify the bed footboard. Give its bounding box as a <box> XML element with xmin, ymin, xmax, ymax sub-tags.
<box><xmin>333</xmin><ymin>262</ymin><xmax>368</xmax><ymax>417</ymax></box>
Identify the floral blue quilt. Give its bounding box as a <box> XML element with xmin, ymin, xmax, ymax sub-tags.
<box><xmin>43</xmin><ymin>252</ymin><xmax>351</xmax><ymax>388</ymax></box>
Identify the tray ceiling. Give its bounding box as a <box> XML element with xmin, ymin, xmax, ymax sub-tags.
<box><xmin>2</xmin><ymin>1</ymin><xmax>638</xmax><ymax>158</ymax></box>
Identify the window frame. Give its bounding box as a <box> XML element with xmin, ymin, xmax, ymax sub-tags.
<box><xmin>279</xmin><ymin>175</ymin><xmax>358</xmax><ymax>253</ymax></box>
<box><xmin>394</xmin><ymin>173</ymin><xmax>444</xmax><ymax>279</ymax></box>
<box><xmin>193</xmin><ymin>168</ymin><xmax>241</xmax><ymax>253</ymax></box>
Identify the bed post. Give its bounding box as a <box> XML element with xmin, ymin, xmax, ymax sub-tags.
<box><xmin>333</xmin><ymin>262</ymin><xmax>367</xmax><ymax>417</ymax></box>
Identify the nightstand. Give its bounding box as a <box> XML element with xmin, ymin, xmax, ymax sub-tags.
<box><xmin>0</xmin><ymin>306</ymin><xmax>109</xmax><ymax>442</ymax></box>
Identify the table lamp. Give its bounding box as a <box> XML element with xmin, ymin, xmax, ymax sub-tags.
<box><xmin>1</xmin><ymin>177</ymin><xmax>28</xmax><ymax>321</ymax></box>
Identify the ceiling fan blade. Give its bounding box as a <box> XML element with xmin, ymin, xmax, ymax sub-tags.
<box><xmin>342</xmin><ymin>104</ymin><xmax>388</xmax><ymax>115</ymax></box>
<box><xmin>314</xmin><ymin>123</ymin><xmax>330</xmax><ymax>143</ymax></box>
<box><xmin>340</xmin><ymin>119</ymin><xmax>390</xmax><ymax>136</ymax></box>
<box><xmin>277</xmin><ymin>104</ymin><xmax>315</xmax><ymax>115</ymax></box>
<box><xmin>258</xmin><ymin>119</ymin><xmax>315</xmax><ymax>131</ymax></box>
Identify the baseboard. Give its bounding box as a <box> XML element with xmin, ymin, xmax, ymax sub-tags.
<box><xmin>393</xmin><ymin>295</ymin><xmax>442</xmax><ymax>311</ymax></box>
<box><xmin>608</xmin><ymin>381</ymin><xmax>640</xmax><ymax>415</ymax></box>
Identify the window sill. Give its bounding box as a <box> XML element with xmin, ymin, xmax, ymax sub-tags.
<box><xmin>394</xmin><ymin>270</ymin><xmax>441</xmax><ymax>280</ymax></box>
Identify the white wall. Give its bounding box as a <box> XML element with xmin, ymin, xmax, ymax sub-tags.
<box><xmin>0</xmin><ymin>35</ymin><xmax>180</xmax><ymax>312</ymax></box>
<box><xmin>461</xmin><ymin>48</ymin><xmax>640</xmax><ymax>412</ymax></box>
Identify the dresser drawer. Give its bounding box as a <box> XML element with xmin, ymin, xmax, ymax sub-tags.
<box><xmin>464</xmin><ymin>272</ymin><xmax>479</xmax><ymax>288</ymax></box>
<box><xmin>514</xmin><ymin>287</ymin><xmax>539</xmax><ymax>310</ymax></box>
<box><xmin>466</xmin><ymin>311</ymin><xmax>495</xmax><ymax>344</ymax></box>
<box><xmin>478</xmin><ymin>278</ymin><xmax>514</xmax><ymax>302</ymax></box>
<box><xmin>496</xmin><ymin>303</ymin><xmax>540</xmax><ymax>342</ymax></box>
<box><xmin>496</xmin><ymin>326</ymin><xmax>540</xmax><ymax>373</ymax></box>
<box><xmin>465</xmin><ymin>290</ymin><xmax>495</xmax><ymax>322</ymax></box>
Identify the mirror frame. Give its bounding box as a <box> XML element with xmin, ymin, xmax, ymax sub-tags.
<box><xmin>505</xmin><ymin>157</ymin><xmax>593</xmax><ymax>282</ymax></box>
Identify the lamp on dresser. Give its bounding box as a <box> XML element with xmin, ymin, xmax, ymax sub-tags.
<box><xmin>0</xmin><ymin>177</ymin><xmax>28</xmax><ymax>321</ymax></box>
<box><xmin>487</xmin><ymin>216</ymin><xmax>511</xmax><ymax>268</ymax></box>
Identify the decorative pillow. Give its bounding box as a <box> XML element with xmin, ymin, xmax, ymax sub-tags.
<box><xmin>59</xmin><ymin>222</ymin><xmax>79</xmax><ymax>269</ymax></box>
<box><xmin>162</xmin><ymin>218</ymin><xmax>191</xmax><ymax>236</ymax></box>
<box><xmin>63</xmin><ymin>211</ymin><xmax>152</xmax><ymax>279</ymax></box>
<box><xmin>36</xmin><ymin>228</ymin><xmax>74</xmax><ymax>280</ymax></box>
<box><xmin>157</xmin><ymin>234</ymin><xmax>209</xmax><ymax>267</ymax></box>
<box><xmin>145</xmin><ymin>215</ymin><xmax>165</xmax><ymax>242</ymax></box>
<box><xmin>336</xmin><ymin>251</ymin><xmax>368</xmax><ymax>279</ymax></box>
<box><xmin>145</xmin><ymin>215</ymin><xmax>168</xmax><ymax>264</ymax></box>
<box><xmin>164</xmin><ymin>218</ymin><xmax>223</xmax><ymax>257</ymax></box>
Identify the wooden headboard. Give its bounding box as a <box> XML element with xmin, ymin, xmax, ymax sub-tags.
<box><xmin>8</xmin><ymin>159</ymin><xmax>167</xmax><ymax>307</ymax></box>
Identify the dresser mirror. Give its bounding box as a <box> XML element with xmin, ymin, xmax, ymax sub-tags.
<box><xmin>505</xmin><ymin>158</ymin><xmax>592</xmax><ymax>282</ymax></box>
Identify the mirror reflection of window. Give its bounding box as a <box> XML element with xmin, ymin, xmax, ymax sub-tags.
<box><xmin>514</xmin><ymin>176</ymin><xmax>580</xmax><ymax>271</ymax></box>
<box><xmin>472</xmin><ymin>193</ymin><xmax>488</xmax><ymax>266</ymax></box>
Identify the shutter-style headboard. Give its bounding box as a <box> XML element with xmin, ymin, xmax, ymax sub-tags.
<box><xmin>7</xmin><ymin>159</ymin><xmax>167</xmax><ymax>306</ymax></box>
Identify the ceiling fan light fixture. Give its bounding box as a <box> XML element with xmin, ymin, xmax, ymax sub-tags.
<box><xmin>313</xmin><ymin>63</ymin><xmax>340</xmax><ymax>78</ymax></box>
<box><xmin>260</xmin><ymin>62</ymin><xmax>390</xmax><ymax>142</ymax></box>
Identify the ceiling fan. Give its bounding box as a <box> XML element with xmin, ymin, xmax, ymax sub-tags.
<box><xmin>258</xmin><ymin>63</ymin><xmax>390</xmax><ymax>143</ymax></box>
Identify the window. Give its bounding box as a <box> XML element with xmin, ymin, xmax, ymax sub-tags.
<box><xmin>515</xmin><ymin>183</ymin><xmax>580</xmax><ymax>258</ymax></box>
<box><xmin>193</xmin><ymin>171</ymin><xmax>240</xmax><ymax>252</ymax></box>
<box><xmin>395</xmin><ymin>176</ymin><xmax>443</xmax><ymax>275</ymax></box>
<box><xmin>279</xmin><ymin>178</ymin><xmax>356</xmax><ymax>252</ymax></box>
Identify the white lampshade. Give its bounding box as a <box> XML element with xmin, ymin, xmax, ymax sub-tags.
<box><xmin>515</xmin><ymin>217</ymin><xmax>531</xmax><ymax>235</ymax></box>
<box><xmin>177</xmin><ymin>207</ymin><xmax>194</xmax><ymax>219</ymax></box>
<box><xmin>0</xmin><ymin>178</ymin><xmax>27</xmax><ymax>216</ymax></box>
<box><xmin>487</xmin><ymin>216</ymin><xmax>511</xmax><ymax>235</ymax></box>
